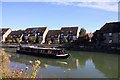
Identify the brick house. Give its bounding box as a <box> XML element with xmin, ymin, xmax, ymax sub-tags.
<box><xmin>93</xmin><ymin>22</ymin><xmax>120</xmax><ymax>44</ymax></box>
<box><xmin>23</xmin><ymin>27</ymin><xmax>48</xmax><ymax>44</ymax></box>
<box><xmin>0</xmin><ymin>28</ymin><xmax>12</xmax><ymax>42</ymax></box>
<box><xmin>46</xmin><ymin>30</ymin><xmax>61</xmax><ymax>44</ymax></box>
<box><xmin>6</xmin><ymin>30</ymin><xmax>24</xmax><ymax>43</ymax></box>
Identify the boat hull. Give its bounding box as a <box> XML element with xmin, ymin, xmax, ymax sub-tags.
<box><xmin>16</xmin><ymin>50</ymin><xmax>70</xmax><ymax>59</ymax></box>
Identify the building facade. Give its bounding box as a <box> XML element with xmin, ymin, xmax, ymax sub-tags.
<box><xmin>94</xmin><ymin>22</ymin><xmax>120</xmax><ymax>44</ymax></box>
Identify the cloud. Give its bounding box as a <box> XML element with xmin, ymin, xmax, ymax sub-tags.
<box><xmin>1</xmin><ymin>0</ymin><xmax>119</xmax><ymax>12</ymax></box>
<box><xmin>1</xmin><ymin>0</ymin><xmax>119</xmax><ymax>2</ymax></box>
<box><xmin>75</xmin><ymin>2</ymin><xmax>118</xmax><ymax>12</ymax></box>
<box><xmin>51</xmin><ymin>1</ymin><xmax>118</xmax><ymax>12</ymax></box>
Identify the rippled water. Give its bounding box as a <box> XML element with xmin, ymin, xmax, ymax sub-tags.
<box><xmin>4</xmin><ymin>48</ymin><xmax>119</xmax><ymax>78</ymax></box>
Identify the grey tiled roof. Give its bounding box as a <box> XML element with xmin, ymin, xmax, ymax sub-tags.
<box><xmin>98</xmin><ymin>22</ymin><xmax>120</xmax><ymax>33</ymax></box>
<box><xmin>61</xmin><ymin>27</ymin><xmax>78</xmax><ymax>36</ymax></box>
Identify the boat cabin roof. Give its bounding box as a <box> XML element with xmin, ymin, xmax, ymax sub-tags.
<box><xmin>19</xmin><ymin>45</ymin><xmax>63</xmax><ymax>51</ymax></box>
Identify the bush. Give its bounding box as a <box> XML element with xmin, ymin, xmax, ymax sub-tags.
<box><xmin>29</xmin><ymin>36</ymin><xmax>36</xmax><ymax>43</ymax></box>
<box><xmin>64</xmin><ymin>38</ymin><xmax>68</xmax><ymax>43</ymax></box>
<box><xmin>6</xmin><ymin>40</ymin><xmax>13</xmax><ymax>43</ymax></box>
<box><xmin>38</xmin><ymin>39</ymin><xmax>42</xmax><ymax>44</ymax></box>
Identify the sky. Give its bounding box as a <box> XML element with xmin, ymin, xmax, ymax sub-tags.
<box><xmin>1</xmin><ymin>0</ymin><xmax>119</xmax><ymax>32</ymax></box>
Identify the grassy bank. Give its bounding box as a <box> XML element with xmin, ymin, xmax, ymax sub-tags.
<box><xmin>0</xmin><ymin>48</ymin><xmax>41</xmax><ymax>78</ymax></box>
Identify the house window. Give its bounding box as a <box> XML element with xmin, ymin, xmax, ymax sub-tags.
<box><xmin>70</xmin><ymin>30</ymin><xmax>72</xmax><ymax>32</ymax></box>
<box><xmin>37</xmin><ymin>33</ymin><xmax>40</xmax><ymax>35</ymax></box>
<box><xmin>61</xmin><ymin>33</ymin><xmax>64</xmax><ymax>36</ymax></box>
<box><xmin>119</xmin><ymin>32</ymin><xmax>120</xmax><ymax>35</ymax></box>
<box><xmin>103</xmin><ymin>34</ymin><xmax>106</xmax><ymax>36</ymax></box>
<box><xmin>38</xmin><ymin>36</ymin><xmax>43</xmax><ymax>39</ymax></box>
<box><xmin>119</xmin><ymin>39</ymin><xmax>120</xmax><ymax>43</ymax></box>
<box><xmin>0</xmin><ymin>36</ymin><xmax>2</xmax><ymax>41</ymax></box>
<box><xmin>109</xmin><ymin>39</ymin><xmax>112</xmax><ymax>43</ymax></box>
<box><xmin>109</xmin><ymin>33</ymin><xmax>112</xmax><ymax>36</ymax></box>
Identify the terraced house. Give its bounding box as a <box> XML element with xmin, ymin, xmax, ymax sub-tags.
<box><xmin>6</xmin><ymin>30</ymin><xmax>24</xmax><ymax>43</ymax></box>
<box><xmin>23</xmin><ymin>27</ymin><xmax>48</xmax><ymax>44</ymax></box>
<box><xmin>46</xmin><ymin>30</ymin><xmax>61</xmax><ymax>44</ymax></box>
<box><xmin>0</xmin><ymin>28</ymin><xmax>12</xmax><ymax>42</ymax></box>
<box><xmin>60</xmin><ymin>27</ymin><xmax>79</xmax><ymax>43</ymax></box>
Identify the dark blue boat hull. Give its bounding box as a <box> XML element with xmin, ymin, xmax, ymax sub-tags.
<box><xmin>16</xmin><ymin>50</ymin><xmax>70</xmax><ymax>59</ymax></box>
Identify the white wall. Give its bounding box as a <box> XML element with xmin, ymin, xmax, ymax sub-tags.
<box><xmin>42</xmin><ymin>27</ymin><xmax>48</xmax><ymax>44</ymax></box>
<box><xmin>77</xmin><ymin>27</ymin><xmax>80</xmax><ymax>38</ymax></box>
<box><xmin>3</xmin><ymin>29</ymin><xmax>12</xmax><ymax>42</ymax></box>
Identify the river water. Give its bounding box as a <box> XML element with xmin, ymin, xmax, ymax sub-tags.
<box><xmin>4</xmin><ymin>48</ymin><xmax>119</xmax><ymax>78</ymax></box>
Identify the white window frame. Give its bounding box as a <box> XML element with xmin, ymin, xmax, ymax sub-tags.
<box><xmin>109</xmin><ymin>33</ymin><xmax>112</xmax><ymax>36</ymax></box>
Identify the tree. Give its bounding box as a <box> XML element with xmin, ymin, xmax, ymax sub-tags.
<box><xmin>78</xmin><ymin>35</ymin><xmax>89</xmax><ymax>43</ymax></box>
<box><xmin>77</xmin><ymin>28</ymin><xmax>88</xmax><ymax>44</ymax></box>
<box><xmin>79</xmin><ymin>28</ymin><xmax>86</xmax><ymax>36</ymax></box>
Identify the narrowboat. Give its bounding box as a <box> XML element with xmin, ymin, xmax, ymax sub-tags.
<box><xmin>16</xmin><ymin>45</ymin><xmax>70</xmax><ymax>59</ymax></box>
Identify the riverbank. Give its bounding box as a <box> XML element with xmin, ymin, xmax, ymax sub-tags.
<box><xmin>1</xmin><ymin>43</ymin><xmax>120</xmax><ymax>54</ymax></box>
<box><xmin>57</xmin><ymin>43</ymin><xmax>120</xmax><ymax>54</ymax></box>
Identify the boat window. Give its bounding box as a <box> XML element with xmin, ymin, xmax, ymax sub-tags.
<box><xmin>22</xmin><ymin>48</ymin><xmax>26</xmax><ymax>51</ymax></box>
<box><xmin>48</xmin><ymin>50</ymin><xmax>52</xmax><ymax>54</ymax></box>
<box><xmin>44</xmin><ymin>50</ymin><xmax>48</xmax><ymax>53</ymax></box>
<box><xmin>40</xmin><ymin>50</ymin><xmax>45</xmax><ymax>53</ymax></box>
<box><xmin>33</xmin><ymin>49</ymin><xmax>37</xmax><ymax>53</ymax></box>
<box><xmin>55</xmin><ymin>50</ymin><xmax>59</xmax><ymax>55</ymax></box>
<box><xmin>59</xmin><ymin>50</ymin><xmax>64</xmax><ymax>54</ymax></box>
<box><xmin>40</xmin><ymin>50</ymin><xmax>42</xmax><ymax>53</ymax></box>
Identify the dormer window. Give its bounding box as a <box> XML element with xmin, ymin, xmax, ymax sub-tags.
<box><xmin>109</xmin><ymin>33</ymin><xmax>112</xmax><ymax>36</ymax></box>
<box><xmin>61</xmin><ymin>33</ymin><xmax>64</xmax><ymax>35</ymax></box>
<box><xmin>55</xmin><ymin>35</ymin><xmax>57</xmax><ymax>37</ymax></box>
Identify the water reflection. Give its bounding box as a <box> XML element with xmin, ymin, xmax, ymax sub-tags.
<box><xmin>91</xmin><ymin>53</ymin><xmax>118</xmax><ymax>78</ymax></box>
<box><xmin>4</xmin><ymin>48</ymin><xmax>119</xmax><ymax>78</ymax></box>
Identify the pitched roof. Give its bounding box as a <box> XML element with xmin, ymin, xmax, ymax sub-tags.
<box><xmin>99</xmin><ymin>22</ymin><xmax>120</xmax><ymax>33</ymax></box>
<box><xmin>7</xmin><ymin>30</ymin><xmax>24</xmax><ymax>38</ymax></box>
<box><xmin>46</xmin><ymin>30</ymin><xmax>61</xmax><ymax>38</ymax></box>
<box><xmin>25</xmin><ymin>27</ymin><xmax>47</xmax><ymax>35</ymax></box>
<box><xmin>0</xmin><ymin>28</ymin><xmax>10</xmax><ymax>35</ymax></box>
<box><xmin>61</xmin><ymin>27</ymin><xmax>78</xmax><ymax>36</ymax></box>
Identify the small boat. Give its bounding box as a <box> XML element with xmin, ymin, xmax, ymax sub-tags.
<box><xmin>16</xmin><ymin>45</ymin><xmax>70</xmax><ymax>59</ymax></box>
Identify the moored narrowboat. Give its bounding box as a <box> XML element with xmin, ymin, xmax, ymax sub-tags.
<box><xmin>16</xmin><ymin>45</ymin><xmax>70</xmax><ymax>59</ymax></box>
